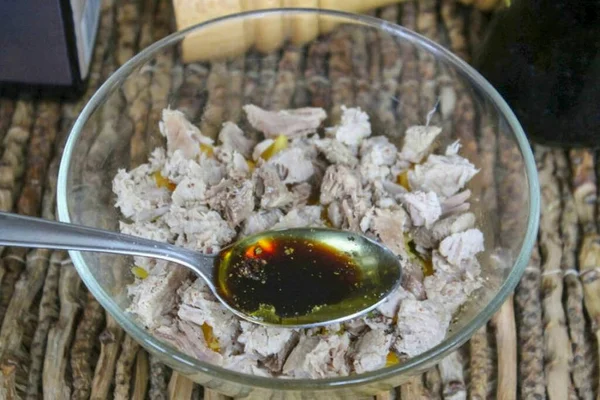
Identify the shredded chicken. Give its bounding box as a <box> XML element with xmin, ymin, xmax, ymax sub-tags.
<box><xmin>272</xmin><ymin>206</ymin><xmax>325</xmax><ymax>229</ymax></box>
<box><xmin>315</xmin><ymin>138</ymin><xmax>358</xmax><ymax>166</ymax></box>
<box><xmin>352</xmin><ymin>330</ymin><xmax>394</xmax><ymax>374</ymax></box>
<box><xmin>326</xmin><ymin>106</ymin><xmax>372</xmax><ymax>149</ymax></box>
<box><xmin>127</xmin><ymin>265</ymin><xmax>190</xmax><ymax>329</ymax></box>
<box><xmin>319</xmin><ymin>165</ymin><xmax>361</xmax><ymax>205</ymax></box>
<box><xmin>394</xmin><ymin>299</ymin><xmax>451</xmax><ymax>357</ymax></box>
<box><xmin>408</xmin><ymin>154</ymin><xmax>479</xmax><ymax>198</ymax></box>
<box><xmin>282</xmin><ymin>333</ymin><xmax>351</xmax><ymax>378</ymax></box>
<box><xmin>238</xmin><ymin>321</ymin><xmax>297</xmax><ymax>359</ymax></box>
<box><xmin>367</xmin><ymin>207</ymin><xmax>409</xmax><ymax>258</ymax></box>
<box><xmin>243</xmin><ymin>104</ymin><xmax>327</xmax><ymax>138</ymax></box>
<box><xmin>160</xmin><ymin>108</ymin><xmax>213</xmax><ymax>159</ymax></box>
<box><xmin>219</xmin><ymin>121</ymin><xmax>255</xmax><ymax>158</ymax></box>
<box><xmin>254</xmin><ymin>164</ymin><xmax>294</xmax><ymax>209</ymax></box>
<box><xmin>114</xmin><ymin>105</ymin><xmax>485</xmax><ymax>379</ymax></box>
<box><xmin>439</xmin><ymin>229</ymin><xmax>485</xmax><ymax>266</ymax></box>
<box><xmin>399</xmin><ymin>125</ymin><xmax>442</xmax><ymax>163</ymax></box>
<box><xmin>400</xmin><ymin>190</ymin><xmax>442</xmax><ymax>229</ymax></box>
<box><xmin>242</xmin><ymin>209</ymin><xmax>284</xmax><ymax>236</ymax></box>
<box><xmin>267</xmin><ymin>147</ymin><xmax>315</xmax><ymax>184</ymax></box>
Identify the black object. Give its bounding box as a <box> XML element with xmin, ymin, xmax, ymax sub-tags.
<box><xmin>474</xmin><ymin>0</ymin><xmax>600</xmax><ymax>147</ymax></box>
<box><xmin>0</xmin><ymin>0</ymin><xmax>101</xmax><ymax>99</ymax></box>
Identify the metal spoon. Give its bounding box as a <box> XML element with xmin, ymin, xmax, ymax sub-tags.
<box><xmin>0</xmin><ymin>212</ymin><xmax>402</xmax><ymax>328</ymax></box>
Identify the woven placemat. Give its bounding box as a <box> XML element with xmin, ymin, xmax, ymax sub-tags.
<box><xmin>0</xmin><ymin>0</ymin><xmax>598</xmax><ymax>399</ymax></box>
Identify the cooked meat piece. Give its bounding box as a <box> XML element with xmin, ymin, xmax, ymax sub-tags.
<box><xmin>224</xmin><ymin>180</ymin><xmax>254</xmax><ymax>227</ymax></box>
<box><xmin>342</xmin><ymin>196</ymin><xmax>373</xmax><ymax>232</ymax></box>
<box><xmin>178</xmin><ymin>280</ymin><xmax>240</xmax><ymax>353</ymax></box>
<box><xmin>382</xmin><ymin>180</ymin><xmax>408</xmax><ymax>197</ymax></box>
<box><xmin>432</xmin><ymin>212</ymin><xmax>476</xmax><ymax>241</ymax></box>
<box><xmin>241</xmin><ymin>209</ymin><xmax>284</xmax><ymax>236</ymax></box>
<box><xmin>359</xmin><ymin>207</ymin><xmax>375</xmax><ymax>233</ymax></box>
<box><xmin>222</xmin><ymin>354</ymin><xmax>272</xmax><ymax>377</ymax></box>
<box><xmin>370</xmin><ymin>181</ymin><xmax>396</xmax><ymax>209</ymax></box>
<box><xmin>343</xmin><ymin>319</ymin><xmax>368</xmax><ymax>337</ymax></box>
<box><xmin>439</xmin><ymin>228</ymin><xmax>484</xmax><ymax>266</ymax></box>
<box><xmin>271</xmin><ymin>206</ymin><xmax>325</xmax><ymax>229</ymax></box>
<box><xmin>160</xmin><ymin>108</ymin><xmax>213</xmax><ymax>159</ymax></box>
<box><xmin>426</xmin><ymin>250</ymin><xmax>482</xmax><ymax>314</ymax></box>
<box><xmin>359</xmin><ymin>163</ymin><xmax>391</xmax><ymax>184</ymax></box>
<box><xmin>326</xmin><ymin>201</ymin><xmax>343</xmax><ymax>228</ymax></box>
<box><xmin>290</xmin><ymin>134</ymin><xmax>321</xmax><ymax>161</ymax></box>
<box><xmin>206</xmin><ymin>178</ymin><xmax>255</xmax><ymax>227</ymax></box>
<box><xmin>225</xmin><ymin>151</ymin><xmax>252</xmax><ymax>180</ymax></box>
<box><xmin>252</xmin><ymin>138</ymin><xmax>274</xmax><ymax>161</ymax></box>
<box><xmin>290</xmin><ymin>182</ymin><xmax>313</xmax><ymax>207</ymax></box>
<box><xmin>172</xmin><ymin>176</ymin><xmax>207</xmax><ymax>207</ymax></box>
<box><xmin>163</xmin><ymin>206</ymin><xmax>236</xmax><ymax>252</ymax></box>
<box><xmin>376</xmin><ymin>285</ymin><xmax>414</xmax><ymax>318</ymax></box>
<box><xmin>440</xmin><ymin>189</ymin><xmax>471</xmax><ymax>217</ymax></box>
<box><xmin>161</xmin><ymin>150</ymin><xmax>224</xmax><ymax>185</ymax></box>
<box><xmin>119</xmin><ymin>220</ymin><xmax>172</xmax><ymax>243</ymax></box>
<box><xmin>352</xmin><ymin>330</ymin><xmax>394</xmax><ymax>374</ymax></box>
<box><xmin>113</xmin><ymin>165</ymin><xmax>171</xmax><ymax>222</ymax></box>
<box><xmin>127</xmin><ymin>265</ymin><xmax>190</xmax><ymax>329</ymax></box>
<box><xmin>155</xmin><ymin>321</ymin><xmax>223</xmax><ymax>365</ymax></box>
<box><xmin>358</xmin><ymin>137</ymin><xmax>397</xmax><ymax>184</ymax></box>
<box><xmin>254</xmin><ymin>164</ymin><xmax>294</xmax><ymax>209</ymax></box>
<box><xmin>367</xmin><ymin>207</ymin><xmax>409</xmax><ymax>258</ymax></box>
<box><xmin>315</xmin><ymin>138</ymin><xmax>358</xmax><ymax>166</ymax></box>
<box><xmin>319</xmin><ymin>165</ymin><xmax>361</xmax><ymax>205</ymax></box>
<box><xmin>400</xmin><ymin>191</ymin><xmax>442</xmax><ymax>229</ymax></box>
<box><xmin>326</xmin><ymin>106</ymin><xmax>372</xmax><ymax>149</ymax></box>
<box><xmin>433</xmin><ymin>248</ymin><xmax>482</xmax><ymax>281</ymax></box>
<box><xmin>218</xmin><ymin>121</ymin><xmax>255</xmax><ymax>158</ymax></box>
<box><xmin>205</xmin><ymin>178</ymin><xmax>232</xmax><ymax>209</ymax></box>
<box><xmin>238</xmin><ymin>321</ymin><xmax>296</xmax><ymax>358</ymax></box>
<box><xmin>282</xmin><ymin>333</ymin><xmax>351</xmax><ymax>378</ymax></box>
<box><xmin>424</xmin><ymin>273</ymin><xmax>482</xmax><ymax>316</ymax></box>
<box><xmin>267</xmin><ymin>147</ymin><xmax>315</xmax><ymax>184</ymax></box>
<box><xmin>401</xmin><ymin>259</ymin><xmax>427</xmax><ymax>300</ymax></box>
<box><xmin>364</xmin><ymin>313</ymin><xmax>393</xmax><ymax>332</ymax></box>
<box><xmin>263</xmin><ymin>334</ymin><xmax>300</xmax><ymax>373</ymax></box>
<box><xmin>394</xmin><ymin>299</ymin><xmax>451</xmax><ymax>357</ymax></box>
<box><xmin>413</xmin><ymin>212</ymin><xmax>477</xmax><ymax>249</ymax></box>
<box><xmin>398</xmin><ymin>125</ymin><xmax>442</xmax><ymax>163</ymax></box>
<box><xmin>360</xmin><ymin>136</ymin><xmax>397</xmax><ymax>166</ymax></box>
<box><xmin>408</xmin><ymin>154</ymin><xmax>479</xmax><ymax>198</ymax></box>
<box><xmin>243</xmin><ymin>104</ymin><xmax>327</xmax><ymax>138</ymax></box>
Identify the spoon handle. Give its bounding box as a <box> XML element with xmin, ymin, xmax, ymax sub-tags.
<box><xmin>0</xmin><ymin>212</ymin><xmax>212</xmax><ymax>279</ymax></box>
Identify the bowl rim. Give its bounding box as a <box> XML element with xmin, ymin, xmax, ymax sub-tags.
<box><xmin>57</xmin><ymin>7</ymin><xmax>540</xmax><ymax>391</ymax></box>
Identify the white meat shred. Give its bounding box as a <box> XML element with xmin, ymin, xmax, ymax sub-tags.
<box><xmin>114</xmin><ymin>105</ymin><xmax>485</xmax><ymax>379</ymax></box>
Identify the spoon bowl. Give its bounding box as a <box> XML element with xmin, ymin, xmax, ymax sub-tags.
<box><xmin>216</xmin><ymin>228</ymin><xmax>402</xmax><ymax>327</ymax></box>
<box><xmin>0</xmin><ymin>212</ymin><xmax>402</xmax><ymax>328</ymax></box>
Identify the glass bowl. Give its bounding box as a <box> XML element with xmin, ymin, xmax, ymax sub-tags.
<box><xmin>57</xmin><ymin>8</ymin><xmax>540</xmax><ymax>399</ymax></box>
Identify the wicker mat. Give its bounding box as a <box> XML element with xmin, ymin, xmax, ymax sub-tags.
<box><xmin>0</xmin><ymin>0</ymin><xmax>598</xmax><ymax>399</ymax></box>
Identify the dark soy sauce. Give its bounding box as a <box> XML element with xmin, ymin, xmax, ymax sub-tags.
<box><xmin>215</xmin><ymin>232</ymin><xmax>388</xmax><ymax>325</ymax></box>
<box><xmin>217</xmin><ymin>236</ymin><xmax>363</xmax><ymax>318</ymax></box>
<box><xmin>215</xmin><ymin>228</ymin><xmax>403</xmax><ymax>326</ymax></box>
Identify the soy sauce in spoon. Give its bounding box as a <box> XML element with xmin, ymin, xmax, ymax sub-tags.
<box><xmin>216</xmin><ymin>228</ymin><xmax>402</xmax><ymax>326</ymax></box>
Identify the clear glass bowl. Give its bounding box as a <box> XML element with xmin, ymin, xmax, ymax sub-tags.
<box><xmin>57</xmin><ymin>9</ymin><xmax>540</xmax><ymax>399</ymax></box>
